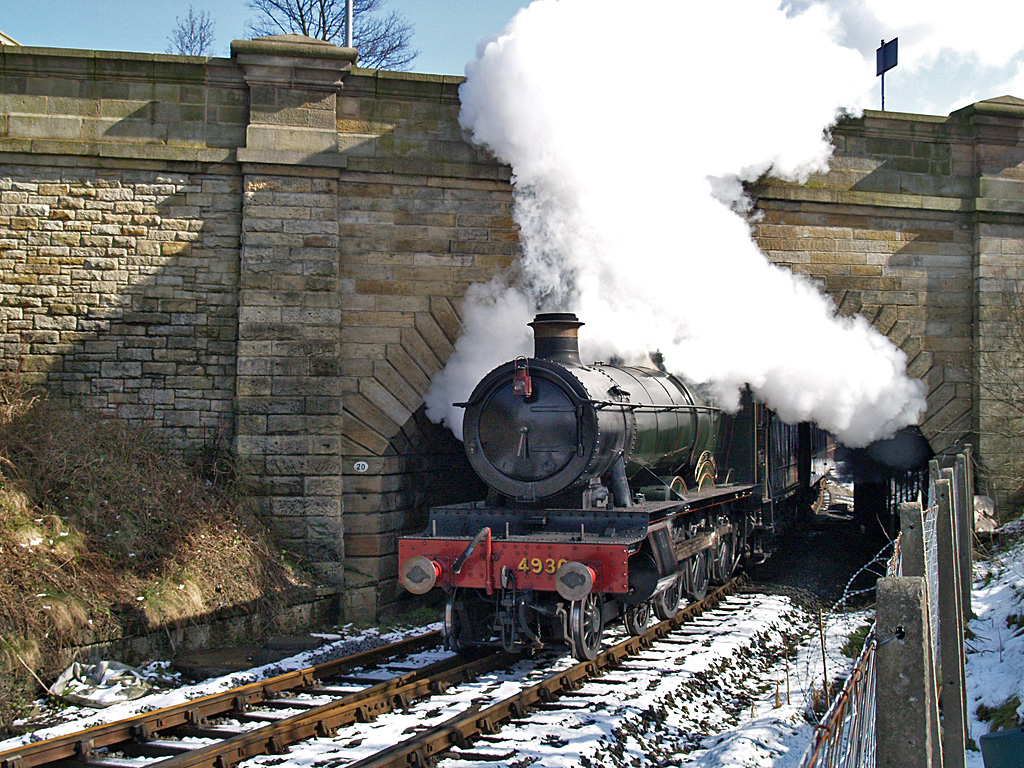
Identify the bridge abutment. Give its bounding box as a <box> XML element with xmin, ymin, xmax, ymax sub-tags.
<box><xmin>1</xmin><ymin>37</ymin><xmax>1022</xmax><ymax>616</ymax></box>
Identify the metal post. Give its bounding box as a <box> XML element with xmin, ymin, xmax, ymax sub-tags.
<box><xmin>880</xmin><ymin>39</ymin><xmax>886</xmax><ymax>110</ymax></box>
<box><xmin>346</xmin><ymin>0</ymin><xmax>353</xmax><ymax>48</ymax></box>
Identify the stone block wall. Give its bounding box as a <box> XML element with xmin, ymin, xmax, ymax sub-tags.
<box><xmin>331</xmin><ymin>70</ymin><xmax>514</xmax><ymax>613</ymax></box>
<box><xmin>0</xmin><ymin>38</ymin><xmax>513</xmax><ymax>616</ymax></box>
<box><xmin>752</xmin><ymin>98</ymin><xmax>1024</xmax><ymax>503</ymax></box>
<box><xmin>752</xmin><ymin>111</ymin><xmax>974</xmax><ymax>455</ymax></box>
<box><xmin>0</xmin><ymin>167</ymin><xmax>240</xmax><ymax>443</ymax></box>
<box><xmin>0</xmin><ymin>44</ymin><xmax>246</xmax><ymax>451</ymax></box>
<box><xmin>955</xmin><ymin>100</ymin><xmax>1024</xmax><ymax>501</ymax></box>
<box><xmin>3</xmin><ymin>36</ymin><xmax>1024</xmax><ymax>619</ymax></box>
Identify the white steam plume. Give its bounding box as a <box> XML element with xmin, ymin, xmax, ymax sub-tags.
<box><xmin>424</xmin><ymin>0</ymin><xmax>927</xmax><ymax>447</ymax></box>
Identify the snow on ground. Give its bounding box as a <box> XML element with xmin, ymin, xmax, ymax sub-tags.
<box><xmin>0</xmin><ymin>624</ymin><xmax>439</xmax><ymax>751</ymax></box>
<box><xmin>3</xmin><ymin>593</ymin><xmax>868</xmax><ymax>768</ymax></box>
<box><xmin>965</xmin><ymin>519</ymin><xmax>1024</xmax><ymax>767</ymax></box>
<box><xmin>14</xmin><ymin>526</ymin><xmax>1024</xmax><ymax>768</ymax></box>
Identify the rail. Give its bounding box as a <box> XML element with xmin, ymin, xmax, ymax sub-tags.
<box><xmin>0</xmin><ymin>630</ymin><xmax>443</xmax><ymax>768</ymax></box>
<box><xmin>1</xmin><ymin>580</ymin><xmax>745</xmax><ymax>768</ymax></box>
<box><xmin>342</xmin><ymin>576</ymin><xmax>745</xmax><ymax>768</ymax></box>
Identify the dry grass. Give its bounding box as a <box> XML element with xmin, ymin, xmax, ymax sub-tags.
<box><xmin>0</xmin><ymin>376</ymin><xmax>310</xmax><ymax>727</ymax></box>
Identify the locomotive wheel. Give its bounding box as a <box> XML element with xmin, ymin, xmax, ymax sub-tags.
<box><xmin>710</xmin><ymin>525</ymin><xmax>740</xmax><ymax>584</ymax></box>
<box><xmin>653</xmin><ymin>574</ymin><xmax>682</xmax><ymax>620</ymax></box>
<box><xmin>569</xmin><ymin>592</ymin><xmax>604</xmax><ymax>661</ymax></box>
<box><xmin>623</xmin><ymin>599</ymin><xmax>652</xmax><ymax>635</ymax></box>
<box><xmin>683</xmin><ymin>550</ymin><xmax>710</xmax><ymax>602</ymax></box>
<box><xmin>444</xmin><ymin>589</ymin><xmax>489</xmax><ymax>652</ymax></box>
<box><xmin>444</xmin><ymin>591</ymin><xmax>468</xmax><ymax>651</ymax></box>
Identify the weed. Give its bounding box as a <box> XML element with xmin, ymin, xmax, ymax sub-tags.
<box><xmin>0</xmin><ymin>376</ymin><xmax>314</xmax><ymax>731</ymax></box>
<box><xmin>977</xmin><ymin>696</ymin><xmax>1024</xmax><ymax>732</ymax></box>
<box><xmin>841</xmin><ymin>623</ymin><xmax>873</xmax><ymax>658</ymax></box>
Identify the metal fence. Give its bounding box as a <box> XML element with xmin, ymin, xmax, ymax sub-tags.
<box><xmin>801</xmin><ymin>633</ymin><xmax>878</xmax><ymax>767</ymax></box>
<box><xmin>799</xmin><ymin>448</ymin><xmax>972</xmax><ymax>768</ymax></box>
<box><xmin>799</xmin><ymin>538</ymin><xmax>900</xmax><ymax>768</ymax></box>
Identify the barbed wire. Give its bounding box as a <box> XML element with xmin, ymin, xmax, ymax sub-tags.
<box><xmin>799</xmin><ymin>531</ymin><xmax>904</xmax><ymax>768</ymax></box>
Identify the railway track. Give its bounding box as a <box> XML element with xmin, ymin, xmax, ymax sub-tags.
<box><xmin>0</xmin><ymin>578</ymin><xmax>745</xmax><ymax>768</ymax></box>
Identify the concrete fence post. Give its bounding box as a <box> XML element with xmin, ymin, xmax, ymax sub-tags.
<box><xmin>900</xmin><ymin>501</ymin><xmax>926</xmax><ymax>577</ymax></box>
<box><xmin>876</xmin><ymin>576</ymin><xmax>942</xmax><ymax>768</ymax></box>
<box><xmin>898</xmin><ymin>501</ymin><xmax>943</xmax><ymax>767</ymax></box>
<box><xmin>935</xmin><ymin>477</ymin><xmax>968</xmax><ymax>768</ymax></box>
<box><xmin>954</xmin><ymin>453</ymin><xmax>973</xmax><ymax>621</ymax></box>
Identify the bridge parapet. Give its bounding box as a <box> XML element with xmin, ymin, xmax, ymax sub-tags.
<box><xmin>753</xmin><ymin>96</ymin><xmax>1024</xmax><ymax>505</ymax></box>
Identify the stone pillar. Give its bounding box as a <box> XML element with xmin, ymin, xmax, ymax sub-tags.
<box><xmin>956</xmin><ymin>98</ymin><xmax>1024</xmax><ymax>508</ymax></box>
<box><xmin>876</xmin><ymin>577</ymin><xmax>941</xmax><ymax>768</ymax></box>
<box><xmin>231</xmin><ymin>36</ymin><xmax>355</xmax><ymax>585</ymax></box>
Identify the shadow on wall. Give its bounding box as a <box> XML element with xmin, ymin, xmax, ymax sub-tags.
<box><xmin>5</xmin><ymin>164</ymin><xmax>241</xmax><ymax>469</ymax></box>
<box><xmin>828</xmin><ymin>112</ymin><xmax>985</xmax><ymax>457</ymax></box>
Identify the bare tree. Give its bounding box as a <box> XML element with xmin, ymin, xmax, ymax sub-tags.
<box><xmin>167</xmin><ymin>6</ymin><xmax>216</xmax><ymax>56</ymax></box>
<box><xmin>246</xmin><ymin>0</ymin><xmax>418</xmax><ymax>70</ymax></box>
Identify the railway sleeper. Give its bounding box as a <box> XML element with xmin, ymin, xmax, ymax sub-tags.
<box><xmin>303</xmin><ymin>683</ymin><xmax>365</xmax><ymax>696</ymax></box>
<box><xmin>176</xmin><ymin>726</ymin><xmax>248</xmax><ymax>741</ymax></box>
<box><xmin>118</xmin><ymin>741</ymin><xmax>198</xmax><ymax>759</ymax></box>
<box><xmin>66</xmin><ymin>759</ymin><xmax>143</xmax><ymax>768</ymax></box>
<box><xmin>256</xmin><ymin>698</ymin><xmax>325</xmax><ymax>711</ymax></box>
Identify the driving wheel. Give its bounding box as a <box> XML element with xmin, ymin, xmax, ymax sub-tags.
<box><xmin>654</xmin><ymin>574</ymin><xmax>682</xmax><ymax>620</ymax></box>
<box><xmin>710</xmin><ymin>520</ymin><xmax>739</xmax><ymax>584</ymax></box>
<box><xmin>684</xmin><ymin>549</ymin><xmax>710</xmax><ymax>602</ymax></box>
<box><xmin>623</xmin><ymin>599</ymin><xmax>652</xmax><ymax>635</ymax></box>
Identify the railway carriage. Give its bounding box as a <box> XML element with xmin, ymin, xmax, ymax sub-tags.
<box><xmin>399</xmin><ymin>313</ymin><xmax>833</xmax><ymax>660</ymax></box>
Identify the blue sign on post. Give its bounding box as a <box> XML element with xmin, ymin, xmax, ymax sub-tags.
<box><xmin>876</xmin><ymin>38</ymin><xmax>898</xmax><ymax>110</ymax></box>
<box><xmin>876</xmin><ymin>38</ymin><xmax>898</xmax><ymax>76</ymax></box>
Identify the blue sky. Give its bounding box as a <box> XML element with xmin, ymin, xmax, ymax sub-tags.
<box><xmin>0</xmin><ymin>0</ymin><xmax>527</xmax><ymax>78</ymax></box>
<box><xmin>2</xmin><ymin>0</ymin><xmax>1023</xmax><ymax>116</ymax></box>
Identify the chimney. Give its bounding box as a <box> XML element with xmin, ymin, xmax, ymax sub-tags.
<box><xmin>530</xmin><ymin>312</ymin><xmax>583</xmax><ymax>365</ymax></box>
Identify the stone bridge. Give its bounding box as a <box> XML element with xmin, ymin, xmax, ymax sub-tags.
<box><xmin>1</xmin><ymin>37</ymin><xmax>1020</xmax><ymax>617</ymax></box>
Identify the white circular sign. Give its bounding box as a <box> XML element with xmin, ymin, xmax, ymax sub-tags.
<box><xmin>353</xmin><ymin>461</ymin><xmax>370</xmax><ymax>473</ymax></box>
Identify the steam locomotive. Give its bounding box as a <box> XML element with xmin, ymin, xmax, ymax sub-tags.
<box><xmin>398</xmin><ymin>313</ymin><xmax>833</xmax><ymax>660</ymax></box>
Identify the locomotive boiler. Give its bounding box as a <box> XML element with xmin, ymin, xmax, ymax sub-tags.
<box><xmin>462</xmin><ymin>313</ymin><xmax>719</xmax><ymax>507</ymax></box>
<box><xmin>398</xmin><ymin>313</ymin><xmax>830</xmax><ymax>660</ymax></box>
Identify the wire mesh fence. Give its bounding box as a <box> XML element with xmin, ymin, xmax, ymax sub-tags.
<box><xmin>799</xmin><ymin>537</ymin><xmax>900</xmax><ymax>768</ymax></box>
<box><xmin>799</xmin><ymin>449</ymin><xmax>973</xmax><ymax>768</ymax></box>
<box><xmin>801</xmin><ymin>635</ymin><xmax>878</xmax><ymax>768</ymax></box>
